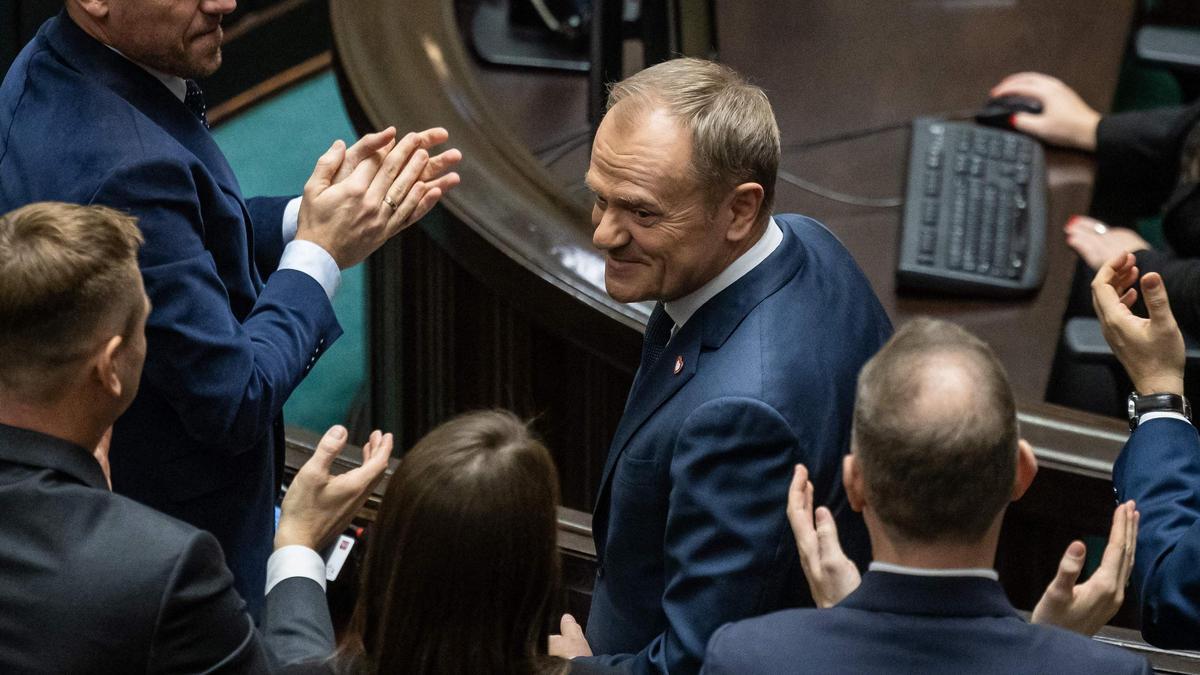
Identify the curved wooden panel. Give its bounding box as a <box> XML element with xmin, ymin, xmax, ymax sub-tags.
<box><xmin>331</xmin><ymin>0</ymin><xmax>1167</xmax><ymax>633</ymax></box>
<box><xmin>330</xmin><ymin>0</ymin><xmax>647</xmax><ymax>334</ymax></box>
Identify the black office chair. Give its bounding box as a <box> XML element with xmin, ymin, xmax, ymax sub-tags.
<box><xmin>1058</xmin><ymin>316</ymin><xmax>1200</xmax><ymax>417</ymax></box>
<box><xmin>1135</xmin><ymin>0</ymin><xmax>1200</xmax><ymax>100</ymax></box>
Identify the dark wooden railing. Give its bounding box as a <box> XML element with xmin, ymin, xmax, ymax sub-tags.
<box><xmin>284</xmin><ymin>429</ymin><xmax>1200</xmax><ymax>674</ymax></box>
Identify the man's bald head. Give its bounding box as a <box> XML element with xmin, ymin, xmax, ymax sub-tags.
<box><xmin>851</xmin><ymin>318</ymin><xmax>1019</xmax><ymax>544</ymax></box>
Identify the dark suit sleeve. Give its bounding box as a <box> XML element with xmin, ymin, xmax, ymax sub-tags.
<box><xmin>1113</xmin><ymin>418</ymin><xmax>1200</xmax><ymax>649</ymax></box>
<box><xmin>149</xmin><ymin>531</ymin><xmax>270</xmax><ymax>674</ymax></box>
<box><xmin>697</xmin><ymin>623</ymin><xmax>738</xmax><ymax>675</ymax></box>
<box><xmin>150</xmin><ymin>533</ymin><xmax>336</xmax><ymax>673</ymax></box>
<box><xmin>1093</xmin><ymin>103</ymin><xmax>1200</xmax><ymax>224</ymax></box>
<box><xmin>247</xmin><ymin>196</ymin><xmax>294</xmax><ymax>280</ymax></box>
<box><xmin>91</xmin><ymin>160</ymin><xmax>341</xmax><ymax>453</ymax></box>
<box><xmin>261</xmin><ymin>577</ymin><xmax>336</xmax><ymax>668</ymax></box>
<box><xmin>590</xmin><ymin>398</ymin><xmax>798</xmax><ymax>675</ymax></box>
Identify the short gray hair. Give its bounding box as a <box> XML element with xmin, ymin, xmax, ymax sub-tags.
<box><xmin>607</xmin><ymin>58</ymin><xmax>780</xmax><ymax>224</ymax></box>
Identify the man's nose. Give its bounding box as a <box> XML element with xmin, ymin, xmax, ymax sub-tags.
<box><xmin>202</xmin><ymin>0</ymin><xmax>237</xmax><ymax>17</ymax></box>
<box><xmin>593</xmin><ymin>210</ymin><xmax>629</xmax><ymax>251</ymax></box>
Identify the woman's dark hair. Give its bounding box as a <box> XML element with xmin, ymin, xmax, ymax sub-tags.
<box><xmin>340</xmin><ymin>410</ymin><xmax>564</xmax><ymax>675</ymax></box>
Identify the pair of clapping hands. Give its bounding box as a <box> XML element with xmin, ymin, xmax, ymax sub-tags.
<box><xmin>793</xmin><ymin>253</ymin><xmax>1185</xmax><ymax>636</ymax></box>
<box><xmin>276</xmin><ymin>126</ymin><xmax>462</xmax><ymax>550</ymax></box>
<box><xmin>296</xmin><ymin>126</ymin><xmax>463</xmax><ymax>270</ymax></box>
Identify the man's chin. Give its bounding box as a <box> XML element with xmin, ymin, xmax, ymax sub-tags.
<box><xmin>171</xmin><ymin>47</ymin><xmax>222</xmax><ymax>79</ymax></box>
<box><xmin>603</xmin><ymin>281</ymin><xmax>651</xmax><ymax>305</ymax></box>
<box><xmin>190</xmin><ymin>50</ymin><xmax>222</xmax><ymax>79</ymax></box>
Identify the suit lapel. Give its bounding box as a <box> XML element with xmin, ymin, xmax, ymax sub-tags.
<box><xmin>598</xmin><ymin>328</ymin><xmax>700</xmax><ymax>491</ymax></box>
<box><xmin>591</xmin><ymin>219</ymin><xmax>807</xmax><ymax>547</ymax></box>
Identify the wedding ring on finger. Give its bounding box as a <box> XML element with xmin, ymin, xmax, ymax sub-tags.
<box><xmin>1093</xmin><ymin>223</ymin><xmax>1108</xmax><ymax>235</ymax></box>
<box><xmin>382</xmin><ymin>195</ymin><xmax>399</xmax><ymax>210</ymax></box>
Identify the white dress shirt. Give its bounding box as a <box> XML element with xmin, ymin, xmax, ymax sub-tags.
<box><xmin>120</xmin><ymin>51</ymin><xmax>341</xmax><ymax>299</ymax></box>
<box><xmin>1139</xmin><ymin>411</ymin><xmax>1189</xmax><ymax>425</ymax></box>
<box><xmin>662</xmin><ymin>217</ymin><xmax>784</xmax><ymax>334</ymax></box>
<box><xmin>869</xmin><ymin>561</ymin><xmax>1000</xmax><ymax>581</ymax></box>
<box><xmin>265</xmin><ymin>545</ymin><xmax>328</xmax><ymax>594</ymax></box>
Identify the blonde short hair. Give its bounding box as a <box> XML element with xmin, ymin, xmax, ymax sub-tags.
<box><xmin>607</xmin><ymin>57</ymin><xmax>780</xmax><ymax>223</ymax></box>
<box><xmin>0</xmin><ymin>202</ymin><xmax>144</xmax><ymax>400</ymax></box>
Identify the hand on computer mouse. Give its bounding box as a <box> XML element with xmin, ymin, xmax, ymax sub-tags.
<box><xmin>977</xmin><ymin>94</ymin><xmax>1043</xmax><ymax>131</ymax></box>
<box><xmin>991</xmin><ymin>72</ymin><xmax>1101</xmax><ymax>151</ymax></box>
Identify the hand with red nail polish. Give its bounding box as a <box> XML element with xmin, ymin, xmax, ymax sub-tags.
<box><xmin>989</xmin><ymin>72</ymin><xmax>1100</xmax><ymax>151</ymax></box>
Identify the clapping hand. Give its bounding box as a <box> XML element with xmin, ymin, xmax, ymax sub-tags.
<box><xmin>275</xmin><ymin>425</ymin><xmax>392</xmax><ymax>552</ymax></box>
<box><xmin>334</xmin><ymin>127</ymin><xmax>463</xmax><ymax>188</ymax></box>
<box><xmin>788</xmin><ymin>464</ymin><xmax>861</xmax><ymax>608</ymax></box>
<box><xmin>1031</xmin><ymin>501</ymin><xmax>1139</xmax><ymax>635</ymax></box>
<box><xmin>296</xmin><ymin>127</ymin><xmax>462</xmax><ymax>270</ymax></box>
<box><xmin>549</xmin><ymin>614</ymin><xmax>593</xmax><ymax>659</ymax></box>
<box><xmin>1091</xmin><ymin>252</ymin><xmax>1186</xmax><ymax>396</ymax></box>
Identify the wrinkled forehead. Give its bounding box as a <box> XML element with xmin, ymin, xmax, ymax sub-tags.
<box><xmin>586</xmin><ymin>103</ymin><xmax>698</xmax><ymax>197</ymax></box>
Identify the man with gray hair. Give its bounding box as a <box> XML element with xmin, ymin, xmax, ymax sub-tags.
<box><xmin>549</xmin><ymin>58</ymin><xmax>892</xmax><ymax>674</ymax></box>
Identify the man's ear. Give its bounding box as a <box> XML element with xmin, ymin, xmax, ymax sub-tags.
<box><xmin>723</xmin><ymin>182</ymin><xmax>765</xmax><ymax>244</ymax></box>
<box><xmin>94</xmin><ymin>335</ymin><xmax>125</xmax><ymax>399</ymax></box>
<box><xmin>844</xmin><ymin>453</ymin><xmax>866</xmax><ymax>512</ymax></box>
<box><xmin>72</xmin><ymin>0</ymin><xmax>110</xmax><ymax>21</ymax></box>
<box><xmin>1012</xmin><ymin>438</ymin><xmax>1039</xmax><ymax>501</ymax></box>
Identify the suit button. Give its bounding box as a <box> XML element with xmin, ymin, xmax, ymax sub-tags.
<box><xmin>596</xmin><ymin>564</ymin><xmax>605</xmax><ymax>579</ymax></box>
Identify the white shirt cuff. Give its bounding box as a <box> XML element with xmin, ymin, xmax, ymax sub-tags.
<box><xmin>265</xmin><ymin>545</ymin><xmax>326</xmax><ymax>595</ymax></box>
<box><xmin>281</xmin><ymin>197</ymin><xmax>302</xmax><ymax>244</ymax></box>
<box><xmin>279</xmin><ymin>240</ymin><xmax>341</xmax><ymax>299</ymax></box>
<box><xmin>1139</xmin><ymin>411</ymin><xmax>1191</xmax><ymax>425</ymax></box>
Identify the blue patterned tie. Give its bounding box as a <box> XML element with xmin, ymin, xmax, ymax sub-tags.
<box><xmin>640</xmin><ymin>302</ymin><xmax>673</xmax><ymax>374</ymax></box>
<box><xmin>184</xmin><ymin>79</ymin><xmax>209</xmax><ymax>128</ymax></box>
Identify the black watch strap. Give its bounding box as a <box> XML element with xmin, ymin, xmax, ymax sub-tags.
<box><xmin>1128</xmin><ymin>392</ymin><xmax>1192</xmax><ymax>431</ymax></box>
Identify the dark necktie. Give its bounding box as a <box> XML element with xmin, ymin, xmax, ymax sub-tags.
<box><xmin>639</xmin><ymin>302</ymin><xmax>673</xmax><ymax>375</ymax></box>
<box><xmin>184</xmin><ymin>79</ymin><xmax>209</xmax><ymax>128</ymax></box>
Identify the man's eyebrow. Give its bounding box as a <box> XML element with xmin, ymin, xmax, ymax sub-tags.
<box><xmin>611</xmin><ymin>194</ymin><xmax>655</xmax><ymax>210</ymax></box>
<box><xmin>582</xmin><ymin>176</ymin><xmax>660</xmax><ymax>210</ymax></box>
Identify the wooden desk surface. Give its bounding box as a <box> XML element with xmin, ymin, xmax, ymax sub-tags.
<box><xmin>718</xmin><ymin>0</ymin><xmax>1134</xmax><ymax>401</ymax></box>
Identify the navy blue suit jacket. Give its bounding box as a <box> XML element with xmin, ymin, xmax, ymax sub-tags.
<box><xmin>0</xmin><ymin>14</ymin><xmax>341</xmax><ymax>611</ymax></box>
<box><xmin>1115</xmin><ymin>417</ymin><xmax>1200</xmax><ymax>648</ymax></box>
<box><xmin>581</xmin><ymin>214</ymin><xmax>891</xmax><ymax>674</ymax></box>
<box><xmin>701</xmin><ymin>571</ymin><xmax>1151</xmax><ymax>675</ymax></box>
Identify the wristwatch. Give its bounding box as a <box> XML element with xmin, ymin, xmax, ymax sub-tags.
<box><xmin>1128</xmin><ymin>392</ymin><xmax>1192</xmax><ymax>431</ymax></box>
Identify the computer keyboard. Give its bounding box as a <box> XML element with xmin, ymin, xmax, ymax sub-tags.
<box><xmin>896</xmin><ymin>118</ymin><xmax>1047</xmax><ymax>297</ymax></box>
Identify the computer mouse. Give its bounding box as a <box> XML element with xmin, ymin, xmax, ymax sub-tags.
<box><xmin>975</xmin><ymin>95</ymin><xmax>1044</xmax><ymax>129</ymax></box>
